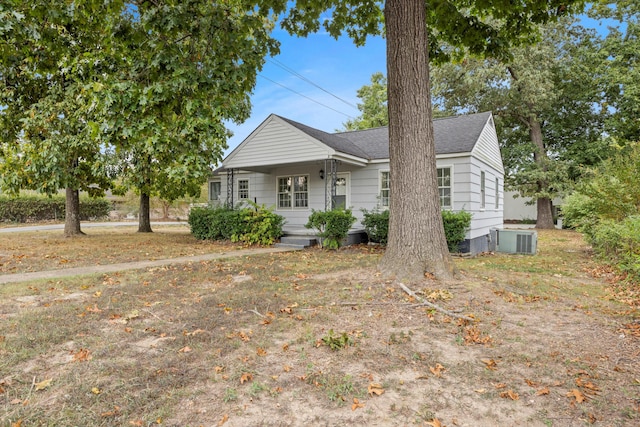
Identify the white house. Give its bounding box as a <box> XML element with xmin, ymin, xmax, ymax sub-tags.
<box><xmin>209</xmin><ymin>111</ymin><xmax>504</xmax><ymax>254</ymax></box>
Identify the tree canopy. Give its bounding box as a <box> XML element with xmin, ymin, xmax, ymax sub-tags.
<box><xmin>102</xmin><ymin>0</ymin><xmax>279</xmax><ymax>232</ymax></box>
<box><xmin>430</xmin><ymin>17</ymin><xmax>608</xmax><ymax>228</ymax></box>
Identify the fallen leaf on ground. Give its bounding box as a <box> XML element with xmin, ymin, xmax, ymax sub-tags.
<box><xmin>218</xmin><ymin>414</ymin><xmax>229</xmax><ymax>426</ymax></box>
<box><xmin>178</xmin><ymin>346</ymin><xmax>192</xmax><ymax>353</ymax></box>
<box><xmin>536</xmin><ymin>387</ymin><xmax>550</xmax><ymax>396</ymax></box>
<box><xmin>91</xmin><ymin>387</ymin><xmax>101</xmax><ymax>395</ymax></box>
<box><xmin>351</xmin><ymin>397</ymin><xmax>365</xmax><ymax>411</ymax></box>
<box><xmin>35</xmin><ymin>378</ymin><xmax>52</xmax><ymax>391</ymax></box>
<box><xmin>500</xmin><ymin>389</ymin><xmax>519</xmax><ymax>400</ymax></box>
<box><xmin>481</xmin><ymin>358</ymin><xmax>498</xmax><ymax>370</ymax></box>
<box><xmin>368</xmin><ymin>382</ymin><xmax>385</xmax><ymax>396</ymax></box>
<box><xmin>430</xmin><ymin>363</ymin><xmax>446</xmax><ymax>377</ymax></box>
<box><xmin>240</xmin><ymin>372</ymin><xmax>253</xmax><ymax>384</ymax></box>
<box><xmin>256</xmin><ymin>347</ymin><xmax>267</xmax><ymax>356</ymax></box>
<box><xmin>426</xmin><ymin>419</ymin><xmax>443</xmax><ymax>427</ymax></box>
<box><xmin>72</xmin><ymin>348</ymin><xmax>92</xmax><ymax>362</ymax></box>
<box><xmin>567</xmin><ymin>389</ymin><xmax>586</xmax><ymax>403</ymax></box>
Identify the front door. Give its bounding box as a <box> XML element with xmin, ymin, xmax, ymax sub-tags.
<box><xmin>333</xmin><ymin>173</ymin><xmax>350</xmax><ymax>209</ymax></box>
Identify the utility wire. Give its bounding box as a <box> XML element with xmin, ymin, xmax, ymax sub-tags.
<box><xmin>267</xmin><ymin>58</ymin><xmax>359</xmax><ymax>110</ymax></box>
<box><xmin>258</xmin><ymin>74</ymin><xmax>356</xmax><ymax>119</ymax></box>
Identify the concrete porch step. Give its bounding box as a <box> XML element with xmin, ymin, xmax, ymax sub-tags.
<box><xmin>275</xmin><ymin>235</ymin><xmax>317</xmax><ymax>249</ymax></box>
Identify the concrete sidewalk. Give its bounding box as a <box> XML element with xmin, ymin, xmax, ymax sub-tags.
<box><xmin>0</xmin><ymin>221</ymin><xmax>188</xmax><ymax>233</ymax></box>
<box><xmin>0</xmin><ymin>246</ymin><xmax>299</xmax><ymax>284</ymax></box>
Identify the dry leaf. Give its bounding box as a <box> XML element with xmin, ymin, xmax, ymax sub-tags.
<box><xmin>426</xmin><ymin>419</ymin><xmax>443</xmax><ymax>427</ymax></box>
<box><xmin>129</xmin><ymin>421</ymin><xmax>143</xmax><ymax>426</ymax></box>
<box><xmin>368</xmin><ymin>382</ymin><xmax>385</xmax><ymax>396</ymax></box>
<box><xmin>481</xmin><ymin>358</ymin><xmax>498</xmax><ymax>370</ymax></box>
<box><xmin>72</xmin><ymin>348</ymin><xmax>92</xmax><ymax>362</ymax></box>
<box><xmin>218</xmin><ymin>414</ymin><xmax>229</xmax><ymax>426</ymax></box>
<box><xmin>178</xmin><ymin>346</ymin><xmax>192</xmax><ymax>353</ymax></box>
<box><xmin>500</xmin><ymin>390</ymin><xmax>519</xmax><ymax>400</ymax></box>
<box><xmin>240</xmin><ymin>372</ymin><xmax>253</xmax><ymax>384</ymax></box>
<box><xmin>283</xmin><ymin>365</ymin><xmax>292</xmax><ymax>372</ymax></box>
<box><xmin>567</xmin><ymin>389</ymin><xmax>586</xmax><ymax>403</ymax></box>
<box><xmin>351</xmin><ymin>397</ymin><xmax>365</xmax><ymax>411</ymax></box>
<box><xmin>91</xmin><ymin>387</ymin><xmax>101</xmax><ymax>395</ymax></box>
<box><xmin>256</xmin><ymin>347</ymin><xmax>267</xmax><ymax>356</ymax></box>
<box><xmin>536</xmin><ymin>387</ymin><xmax>550</xmax><ymax>396</ymax></box>
<box><xmin>524</xmin><ymin>378</ymin><xmax>538</xmax><ymax>387</ymax></box>
<box><xmin>493</xmin><ymin>382</ymin><xmax>507</xmax><ymax>389</ymax></box>
<box><xmin>430</xmin><ymin>363</ymin><xmax>446</xmax><ymax>377</ymax></box>
<box><xmin>214</xmin><ymin>366</ymin><xmax>224</xmax><ymax>374</ymax></box>
<box><xmin>11</xmin><ymin>420</ymin><xmax>22</xmax><ymax>427</ymax></box>
<box><xmin>35</xmin><ymin>378</ymin><xmax>52</xmax><ymax>391</ymax></box>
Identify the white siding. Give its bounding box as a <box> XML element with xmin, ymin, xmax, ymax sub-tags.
<box><xmin>466</xmin><ymin>157</ymin><xmax>504</xmax><ymax>239</ymax></box>
<box><xmin>471</xmin><ymin>116</ymin><xmax>504</xmax><ymax>174</ymax></box>
<box><xmin>224</xmin><ymin>116</ymin><xmax>333</xmax><ymax>169</ymax></box>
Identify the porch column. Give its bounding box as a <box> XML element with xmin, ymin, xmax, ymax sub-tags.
<box><xmin>226</xmin><ymin>169</ymin><xmax>235</xmax><ymax>208</ymax></box>
<box><xmin>324</xmin><ymin>159</ymin><xmax>338</xmax><ymax>211</ymax></box>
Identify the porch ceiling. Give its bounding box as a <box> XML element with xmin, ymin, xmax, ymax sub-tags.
<box><xmin>222</xmin><ymin>154</ymin><xmax>367</xmax><ymax>174</ymax></box>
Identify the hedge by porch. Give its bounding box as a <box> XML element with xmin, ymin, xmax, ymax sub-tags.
<box><xmin>362</xmin><ymin>209</ymin><xmax>472</xmax><ymax>253</ymax></box>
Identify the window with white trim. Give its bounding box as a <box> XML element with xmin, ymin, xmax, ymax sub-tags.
<box><xmin>437</xmin><ymin>167</ymin><xmax>452</xmax><ymax>209</ymax></box>
<box><xmin>495</xmin><ymin>177</ymin><xmax>499</xmax><ymax>209</ymax></box>
<box><xmin>277</xmin><ymin>175</ymin><xmax>308</xmax><ymax>209</ymax></box>
<box><xmin>238</xmin><ymin>179</ymin><xmax>249</xmax><ymax>200</ymax></box>
<box><xmin>480</xmin><ymin>171</ymin><xmax>486</xmax><ymax>209</ymax></box>
<box><xmin>209</xmin><ymin>181</ymin><xmax>221</xmax><ymax>202</ymax></box>
<box><xmin>380</xmin><ymin>171</ymin><xmax>390</xmax><ymax>207</ymax></box>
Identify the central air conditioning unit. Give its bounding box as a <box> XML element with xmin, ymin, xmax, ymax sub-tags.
<box><xmin>491</xmin><ymin>229</ymin><xmax>537</xmax><ymax>255</ymax></box>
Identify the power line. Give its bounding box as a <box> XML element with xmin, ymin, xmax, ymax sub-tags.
<box><xmin>267</xmin><ymin>58</ymin><xmax>359</xmax><ymax>110</ymax></box>
<box><xmin>258</xmin><ymin>74</ymin><xmax>356</xmax><ymax>119</ymax></box>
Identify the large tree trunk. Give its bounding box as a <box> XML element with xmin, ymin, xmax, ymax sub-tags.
<box><xmin>138</xmin><ymin>192</ymin><xmax>153</xmax><ymax>233</ymax></box>
<box><xmin>530</xmin><ymin>119</ymin><xmax>555</xmax><ymax>229</ymax></box>
<box><xmin>379</xmin><ymin>0</ymin><xmax>454</xmax><ymax>282</ymax></box>
<box><xmin>64</xmin><ymin>187</ymin><xmax>85</xmax><ymax>237</ymax></box>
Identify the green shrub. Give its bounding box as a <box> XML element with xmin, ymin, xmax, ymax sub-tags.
<box><xmin>361</xmin><ymin>208</ymin><xmax>389</xmax><ymax>244</ymax></box>
<box><xmin>238</xmin><ymin>202</ymin><xmax>285</xmax><ymax>245</ymax></box>
<box><xmin>561</xmin><ymin>192</ymin><xmax>599</xmax><ymax>238</ymax></box>
<box><xmin>359</xmin><ymin>209</ymin><xmax>471</xmax><ymax>252</ymax></box>
<box><xmin>0</xmin><ymin>195</ymin><xmax>110</xmax><ymax>222</ymax></box>
<box><xmin>305</xmin><ymin>208</ymin><xmax>357</xmax><ymax>249</ymax></box>
<box><xmin>441</xmin><ymin>210</ymin><xmax>472</xmax><ymax>253</ymax></box>
<box><xmin>591</xmin><ymin>216</ymin><xmax>640</xmax><ymax>281</ymax></box>
<box><xmin>188</xmin><ymin>202</ymin><xmax>284</xmax><ymax>245</ymax></box>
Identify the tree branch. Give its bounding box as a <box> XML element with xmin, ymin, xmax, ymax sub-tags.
<box><xmin>397</xmin><ymin>282</ymin><xmax>474</xmax><ymax>322</ymax></box>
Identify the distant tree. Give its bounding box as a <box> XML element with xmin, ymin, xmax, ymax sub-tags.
<box><xmin>589</xmin><ymin>1</ymin><xmax>640</xmax><ymax>143</ymax></box>
<box><xmin>341</xmin><ymin>71</ymin><xmax>450</xmax><ymax>131</ymax></box>
<box><xmin>103</xmin><ymin>1</ymin><xmax>278</xmax><ymax>232</ymax></box>
<box><xmin>0</xmin><ymin>0</ymin><xmax>119</xmax><ymax>236</ymax></box>
<box><xmin>343</xmin><ymin>72</ymin><xmax>388</xmax><ymax>130</ymax></box>
<box><xmin>431</xmin><ymin>18</ymin><xmax>607</xmax><ymax>228</ymax></box>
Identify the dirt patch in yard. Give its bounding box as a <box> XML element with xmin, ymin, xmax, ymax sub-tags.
<box><xmin>0</xmin><ymin>230</ymin><xmax>638</xmax><ymax>426</ymax></box>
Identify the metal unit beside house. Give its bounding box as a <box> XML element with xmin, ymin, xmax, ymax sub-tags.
<box><xmin>209</xmin><ymin>111</ymin><xmax>504</xmax><ymax>254</ymax></box>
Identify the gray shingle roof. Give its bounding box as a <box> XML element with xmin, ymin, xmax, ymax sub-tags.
<box><xmin>278</xmin><ymin>111</ymin><xmax>493</xmax><ymax>160</ymax></box>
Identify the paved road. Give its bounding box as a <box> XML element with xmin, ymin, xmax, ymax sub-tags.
<box><xmin>0</xmin><ymin>221</ymin><xmax>188</xmax><ymax>233</ymax></box>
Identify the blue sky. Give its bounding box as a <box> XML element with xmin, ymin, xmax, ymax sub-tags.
<box><xmin>224</xmin><ymin>28</ymin><xmax>387</xmax><ymax>156</ymax></box>
<box><xmin>223</xmin><ymin>12</ymin><xmax>624</xmax><ymax>160</ymax></box>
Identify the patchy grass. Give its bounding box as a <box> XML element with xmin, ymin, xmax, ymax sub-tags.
<box><xmin>0</xmin><ymin>229</ymin><xmax>638</xmax><ymax>426</ymax></box>
<box><xmin>0</xmin><ymin>225</ymin><xmax>230</xmax><ymax>274</ymax></box>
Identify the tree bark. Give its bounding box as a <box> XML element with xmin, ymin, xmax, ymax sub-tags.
<box><xmin>530</xmin><ymin>119</ymin><xmax>555</xmax><ymax>229</ymax></box>
<box><xmin>64</xmin><ymin>187</ymin><xmax>85</xmax><ymax>237</ymax></box>
<box><xmin>138</xmin><ymin>192</ymin><xmax>153</xmax><ymax>233</ymax></box>
<box><xmin>378</xmin><ymin>0</ymin><xmax>454</xmax><ymax>282</ymax></box>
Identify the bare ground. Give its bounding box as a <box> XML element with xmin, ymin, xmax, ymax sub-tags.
<box><xmin>0</xmin><ymin>229</ymin><xmax>638</xmax><ymax>427</ymax></box>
